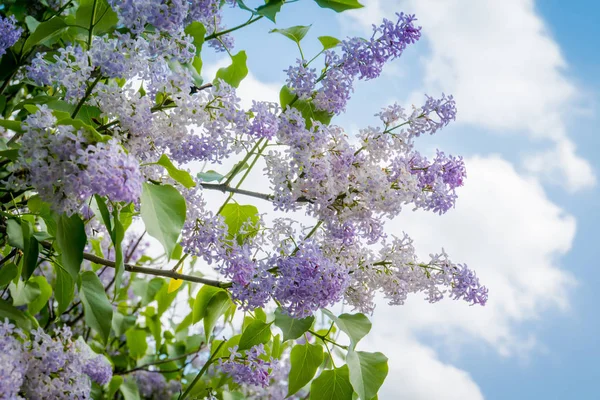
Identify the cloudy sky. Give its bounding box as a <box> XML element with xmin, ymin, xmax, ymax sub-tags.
<box><xmin>201</xmin><ymin>1</ymin><xmax>600</xmax><ymax>398</ymax></box>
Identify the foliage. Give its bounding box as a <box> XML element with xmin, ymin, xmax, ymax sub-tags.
<box><xmin>0</xmin><ymin>0</ymin><xmax>488</xmax><ymax>399</ymax></box>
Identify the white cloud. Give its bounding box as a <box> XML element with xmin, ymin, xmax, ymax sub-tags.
<box><xmin>358</xmin><ymin>155</ymin><xmax>576</xmax><ymax>398</ymax></box>
<box><xmin>343</xmin><ymin>0</ymin><xmax>595</xmax><ymax>191</ymax></box>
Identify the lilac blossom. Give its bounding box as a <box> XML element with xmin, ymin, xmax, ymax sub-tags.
<box><xmin>6</xmin><ymin>107</ymin><xmax>143</xmax><ymax>215</ymax></box>
<box><xmin>285</xmin><ymin>59</ymin><xmax>318</xmax><ymax>99</ymax></box>
<box><xmin>133</xmin><ymin>370</ymin><xmax>181</xmax><ymax>399</ymax></box>
<box><xmin>0</xmin><ymin>15</ymin><xmax>22</xmax><ymax>57</ymax></box>
<box><xmin>274</xmin><ymin>242</ymin><xmax>349</xmax><ymax>318</ymax></box>
<box><xmin>249</xmin><ymin>101</ymin><xmax>280</xmax><ymax>139</ymax></box>
<box><xmin>218</xmin><ymin>344</ymin><xmax>278</xmax><ymax>388</ymax></box>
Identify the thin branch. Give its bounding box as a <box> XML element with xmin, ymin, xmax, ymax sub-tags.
<box><xmin>201</xmin><ymin>183</ymin><xmax>274</xmax><ymax>202</ymax></box>
<box><xmin>117</xmin><ymin>344</ymin><xmax>205</xmax><ymax>375</ymax></box>
<box><xmin>39</xmin><ymin>241</ymin><xmax>231</xmax><ymax>288</ymax></box>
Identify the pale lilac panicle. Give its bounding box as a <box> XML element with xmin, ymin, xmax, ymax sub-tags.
<box><xmin>449</xmin><ymin>264</ymin><xmax>488</xmax><ymax>305</ymax></box>
<box><xmin>6</xmin><ymin>107</ymin><xmax>143</xmax><ymax>215</ymax></box>
<box><xmin>0</xmin><ymin>320</ymin><xmax>27</xmax><ymax>399</ymax></box>
<box><xmin>27</xmin><ymin>45</ymin><xmax>93</xmax><ymax>101</ymax></box>
<box><xmin>407</xmin><ymin>94</ymin><xmax>456</xmax><ymax>137</ymax></box>
<box><xmin>313</xmin><ymin>51</ymin><xmax>353</xmax><ymax>114</ymax></box>
<box><xmin>187</xmin><ymin>0</ymin><xmax>234</xmax><ymax>51</ymax></box>
<box><xmin>108</xmin><ymin>0</ymin><xmax>188</xmax><ymax>34</ymax></box>
<box><xmin>274</xmin><ymin>241</ymin><xmax>349</xmax><ymax>318</ymax></box>
<box><xmin>401</xmin><ymin>150</ymin><xmax>466</xmax><ymax>214</ymax></box>
<box><xmin>285</xmin><ymin>59</ymin><xmax>317</xmax><ymax>100</ymax></box>
<box><xmin>222</xmin><ymin>246</ymin><xmax>275</xmax><ymax>311</ymax></box>
<box><xmin>133</xmin><ymin>370</ymin><xmax>181</xmax><ymax>400</ymax></box>
<box><xmin>19</xmin><ymin>327</ymin><xmax>112</xmax><ymax>399</ymax></box>
<box><xmin>218</xmin><ymin>344</ymin><xmax>277</xmax><ymax>388</ymax></box>
<box><xmin>0</xmin><ymin>15</ymin><xmax>22</xmax><ymax>57</ymax></box>
<box><xmin>249</xmin><ymin>101</ymin><xmax>280</xmax><ymax>139</ymax></box>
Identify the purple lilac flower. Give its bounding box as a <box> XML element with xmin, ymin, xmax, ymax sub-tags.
<box><xmin>285</xmin><ymin>59</ymin><xmax>318</xmax><ymax>100</ymax></box>
<box><xmin>133</xmin><ymin>370</ymin><xmax>181</xmax><ymax>400</ymax></box>
<box><xmin>249</xmin><ymin>101</ymin><xmax>280</xmax><ymax>139</ymax></box>
<box><xmin>218</xmin><ymin>344</ymin><xmax>277</xmax><ymax>388</ymax></box>
<box><xmin>0</xmin><ymin>15</ymin><xmax>22</xmax><ymax>57</ymax></box>
<box><xmin>313</xmin><ymin>52</ymin><xmax>354</xmax><ymax>114</ymax></box>
<box><xmin>6</xmin><ymin>107</ymin><xmax>143</xmax><ymax>215</ymax></box>
<box><xmin>222</xmin><ymin>246</ymin><xmax>275</xmax><ymax>311</ymax></box>
<box><xmin>187</xmin><ymin>0</ymin><xmax>234</xmax><ymax>51</ymax></box>
<box><xmin>408</xmin><ymin>94</ymin><xmax>457</xmax><ymax>137</ymax></box>
<box><xmin>274</xmin><ymin>242</ymin><xmax>349</xmax><ymax>318</ymax></box>
<box><xmin>27</xmin><ymin>45</ymin><xmax>93</xmax><ymax>101</ymax></box>
<box><xmin>450</xmin><ymin>264</ymin><xmax>489</xmax><ymax>305</ymax></box>
<box><xmin>108</xmin><ymin>0</ymin><xmax>189</xmax><ymax>34</ymax></box>
<box><xmin>0</xmin><ymin>320</ymin><xmax>27</xmax><ymax>399</ymax></box>
<box><xmin>341</xmin><ymin>13</ymin><xmax>421</xmax><ymax>81</ymax></box>
<box><xmin>21</xmin><ymin>327</ymin><xmax>109</xmax><ymax>399</ymax></box>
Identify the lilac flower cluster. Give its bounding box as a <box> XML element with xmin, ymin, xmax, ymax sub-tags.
<box><xmin>132</xmin><ymin>370</ymin><xmax>182</xmax><ymax>400</ymax></box>
<box><xmin>274</xmin><ymin>242</ymin><xmax>349</xmax><ymax>318</ymax></box>
<box><xmin>0</xmin><ymin>15</ymin><xmax>22</xmax><ymax>57</ymax></box>
<box><xmin>285</xmin><ymin>13</ymin><xmax>421</xmax><ymax>114</ymax></box>
<box><xmin>107</xmin><ymin>0</ymin><xmax>235</xmax><ymax>51</ymax></box>
<box><xmin>27</xmin><ymin>45</ymin><xmax>93</xmax><ymax>101</ymax></box>
<box><xmin>393</xmin><ymin>150</ymin><xmax>466</xmax><ymax>214</ymax></box>
<box><xmin>0</xmin><ymin>320</ymin><xmax>113</xmax><ymax>399</ymax></box>
<box><xmin>342</xmin><ymin>235</ymin><xmax>488</xmax><ymax>313</ymax></box>
<box><xmin>218</xmin><ymin>344</ymin><xmax>278</xmax><ymax>388</ymax></box>
<box><xmin>6</xmin><ymin>107</ymin><xmax>142</xmax><ymax>215</ymax></box>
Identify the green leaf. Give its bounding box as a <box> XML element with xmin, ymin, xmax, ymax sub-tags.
<box><xmin>313</xmin><ymin>0</ymin><xmax>364</xmax><ymax>13</ymax></box>
<box><xmin>256</xmin><ymin>0</ymin><xmax>284</xmax><ymax>21</ymax></box>
<box><xmin>79</xmin><ymin>271</ymin><xmax>114</xmax><ymax>344</ymax></box>
<box><xmin>323</xmin><ymin>310</ymin><xmax>371</xmax><ymax>349</ymax></box>
<box><xmin>238</xmin><ymin>319</ymin><xmax>272</xmax><ymax>350</ymax></box>
<box><xmin>112</xmin><ymin>312</ymin><xmax>136</xmax><ymax>336</ymax></box>
<box><xmin>125</xmin><ymin>329</ymin><xmax>148</xmax><ymax>360</ymax></box>
<box><xmin>156</xmin><ymin>154</ymin><xmax>196</xmax><ymax>188</ymax></box>
<box><xmin>203</xmin><ymin>290</ymin><xmax>231</xmax><ymax>341</ymax></box>
<box><xmin>155</xmin><ymin>281</ymin><xmax>178</xmax><ymax>315</ymax></box>
<box><xmin>184</xmin><ymin>21</ymin><xmax>206</xmax><ymax>55</ymax></box>
<box><xmin>279</xmin><ymin>85</ymin><xmax>333</xmax><ymax>127</ymax></box>
<box><xmin>10</xmin><ymin>280</ymin><xmax>41</xmax><ymax>306</ymax></box>
<box><xmin>54</xmin><ymin>265</ymin><xmax>75</xmax><ymax>315</ymax></box>
<box><xmin>6</xmin><ymin>219</ymin><xmax>24</xmax><ymax>249</ymax></box>
<box><xmin>120</xmin><ymin>376</ymin><xmax>141</xmax><ymax>400</ymax></box>
<box><xmin>55</xmin><ymin>213</ymin><xmax>86</xmax><ymax>280</ymax></box>
<box><xmin>288</xmin><ymin>343</ymin><xmax>324</xmax><ymax>396</ymax></box>
<box><xmin>0</xmin><ymin>298</ymin><xmax>34</xmax><ymax>331</ymax></box>
<box><xmin>28</xmin><ymin>275</ymin><xmax>52</xmax><ymax>315</ymax></box>
<box><xmin>318</xmin><ymin>36</ymin><xmax>341</xmax><ymax>50</ymax></box>
<box><xmin>197</xmin><ymin>170</ymin><xmax>225</xmax><ymax>183</ymax></box>
<box><xmin>270</xmin><ymin>25</ymin><xmax>311</xmax><ymax>44</ymax></box>
<box><xmin>215</xmin><ymin>51</ymin><xmax>248</xmax><ymax>88</ymax></box>
<box><xmin>192</xmin><ymin>285</ymin><xmax>231</xmax><ymax>340</ymax></box>
<box><xmin>346</xmin><ymin>351</ymin><xmax>388</xmax><ymax>400</ymax></box>
<box><xmin>274</xmin><ymin>307</ymin><xmax>314</xmax><ymax>341</ymax></box>
<box><xmin>0</xmin><ymin>263</ymin><xmax>18</xmax><ymax>286</ymax></box>
<box><xmin>75</xmin><ymin>0</ymin><xmax>118</xmax><ymax>34</ymax></box>
<box><xmin>133</xmin><ymin>277</ymin><xmax>164</xmax><ymax>306</ymax></box>
<box><xmin>0</xmin><ymin>119</ymin><xmax>23</xmax><ymax>133</ymax></box>
<box><xmin>310</xmin><ymin>365</ymin><xmax>354</xmax><ymax>400</ymax></box>
<box><xmin>23</xmin><ymin>17</ymin><xmax>68</xmax><ymax>53</ymax></box>
<box><xmin>140</xmin><ymin>183</ymin><xmax>187</xmax><ymax>259</ymax></box>
<box><xmin>219</xmin><ymin>203</ymin><xmax>260</xmax><ymax>244</ymax></box>
<box><xmin>21</xmin><ymin>221</ymin><xmax>40</xmax><ymax>280</ymax></box>
<box><xmin>108</xmin><ymin>376</ymin><xmax>124</xmax><ymax>399</ymax></box>
<box><xmin>112</xmin><ymin>207</ymin><xmax>125</xmax><ymax>294</ymax></box>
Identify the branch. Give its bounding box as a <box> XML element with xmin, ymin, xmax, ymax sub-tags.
<box><xmin>201</xmin><ymin>183</ymin><xmax>274</xmax><ymax>202</ymax></box>
<box><xmin>117</xmin><ymin>344</ymin><xmax>205</xmax><ymax>375</ymax></box>
<box><xmin>40</xmin><ymin>241</ymin><xmax>232</xmax><ymax>289</ymax></box>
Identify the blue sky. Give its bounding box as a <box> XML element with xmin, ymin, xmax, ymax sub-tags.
<box><xmin>205</xmin><ymin>1</ymin><xmax>600</xmax><ymax>398</ymax></box>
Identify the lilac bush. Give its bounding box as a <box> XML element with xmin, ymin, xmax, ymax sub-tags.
<box><xmin>0</xmin><ymin>1</ymin><xmax>487</xmax><ymax>399</ymax></box>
